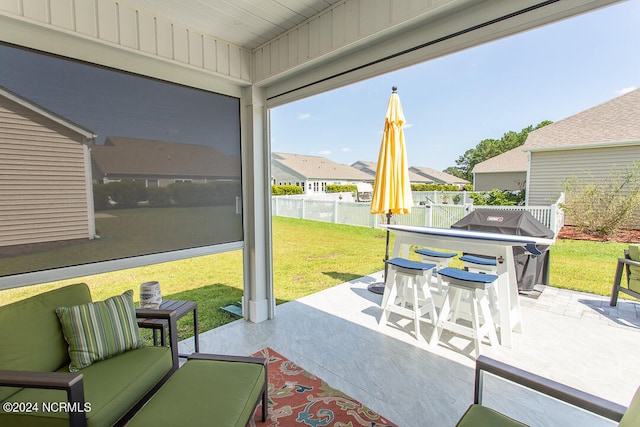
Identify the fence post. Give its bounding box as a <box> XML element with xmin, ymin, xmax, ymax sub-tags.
<box><xmin>425</xmin><ymin>202</ymin><xmax>432</xmax><ymax>226</ymax></box>
<box><xmin>334</xmin><ymin>200</ymin><xmax>339</xmax><ymax>223</ymax></box>
<box><xmin>549</xmin><ymin>192</ymin><xmax>565</xmax><ymax>235</ymax></box>
<box><xmin>301</xmin><ymin>199</ymin><xmax>306</xmax><ymax>220</ymax></box>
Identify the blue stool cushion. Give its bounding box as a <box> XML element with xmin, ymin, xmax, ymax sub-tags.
<box><xmin>415</xmin><ymin>248</ymin><xmax>457</xmax><ymax>259</ymax></box>
<box><xmin>460</xmin><ymin>255</ymin><xmax>497</xmax><ymax>266</ymax></box>
<box><xmin>386</xmin><ymin>258</ymin><xmax>436</xmax><ymax>271</ymax></box>
<box><xmin>438</xmin><ymin>267</ymin><xmax>498</xmax><ymax>283</ymax></box>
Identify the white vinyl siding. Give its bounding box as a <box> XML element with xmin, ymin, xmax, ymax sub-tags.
<box><xmin>0</xmin><ymin>0</ymin><xmax>251</xmax><ymax>84</ymax></box>
<box><xmin>254</xmin><ymin>0</ymin><xmax>456</xmax><ymax>83</ymax></box>
<box><xmin>474</xmin><ymin>172</ymin><xmax>527</xmax><ymax>192</ymax></box>
<box><xmin>528</xmin><ymin>146</ymin><xmax>640</xmax><ymax>228</ymax></box>
<box><xmin>0</xmin><ymin>98</ymin><xmax>90</xmax><ymax>247</ymax></box>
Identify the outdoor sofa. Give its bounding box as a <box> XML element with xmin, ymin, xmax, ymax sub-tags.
<box><xmin>0</xmin><ymin>283</ymin><xmax>179</xmax><ymax>426</ymax></box>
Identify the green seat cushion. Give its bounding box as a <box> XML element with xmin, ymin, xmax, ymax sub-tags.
<box><xmin>0</xmin><ymin>284</ymin><xmax>91</xmax><ymax>401</ymax></box>
<box><xmin>127</xmin><ymin>358</ymin><xmax>265</xmax><ymax>427</ymax></box>
<box><xmin>0</xmin><ymin>346</ymin><xmax>172</xmax><ymax>427</ymax></box>
<box><xmin>56</xmin><ymin>290</ymin><xmax>143</xmax><ymax>372</ymax></box>
<box><xmin>456</xmin><ymin>404</ymin><xmax>528</xmax><ymax>427</ymax></box>
<box><xmin>620</xmin><ymin>386</ymin><xmax>640</xmax><ymax>427</ymax></box>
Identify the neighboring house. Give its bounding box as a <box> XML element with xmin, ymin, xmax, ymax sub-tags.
<box><xmin>350</xmin><ymin>160</ymin><xmax>378</xmax><ymax>177</ymax></box>
<box><xmin>472</xmin><ymin>148</ymin><xmax>528</xmax><ymax>191</ymax></box>
<box><xmin>0</xmin><ymin>86</ymin><xmax>97</xmax><ymax>248</ymax></box>
<box><xmin>409</xmin><ymin>166</ymin><xmax>470</xmax><ymax>188</ymax></box>
<box><xmin>272</xmin><ymin>152</ymin><xmax>371</xmax><ymax>193</ymax></box>
<box><xmin>352</xmin><ymin>160</ymin><xmax>433</xmax><ymax>184</ymax></box>
<box><xmin>524</xmin><ymin>89</ymin><xmax>640</xmax><ymax>215</ymax></box>
<box><xmin>91</xmin><ymin>136</ymin><xmax>241</xmax><ymax>186</ymax></box>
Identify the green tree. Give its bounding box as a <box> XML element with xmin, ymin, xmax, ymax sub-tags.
<box><xmin>447</xmin><ymin>120</ymin><xmax>553</xmax><ymax>181</ymax></box>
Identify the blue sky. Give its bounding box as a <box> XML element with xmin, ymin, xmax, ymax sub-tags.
<box><xmin>270</xmin><ymin>1</ymin><xmax>639</xmax><ymax>172</ymax></box>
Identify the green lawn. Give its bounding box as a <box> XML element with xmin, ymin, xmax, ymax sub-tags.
<box><xmin>0</xmin><ymin>217</ymin><xmax>631</xmax><ymax>337</ymax></box>
<box><xmin>0</xmin><ymin>206</ymin><xmax>241</xmax><ymax>277</ymax></box>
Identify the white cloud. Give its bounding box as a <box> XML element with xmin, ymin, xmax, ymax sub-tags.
<box><xmin>403</xmin><ymin>123</ymin><xmax>413</xmax><ymax>129</ymax></box>
<box><xmin>617</xmin><ymin>87</ymin><xmax>637</xmax><ymax>96</ymax></box>
<box><xmin>341</xmin><ymin>147</ymin><xmax>351</xmax><ymax>152</ymax></box>
<box><xmin>297</xmin><ymin>113</ymin><xmax>312</xmax><ymax>120</ymax></box>
<box><xmin>317</xmin><ymin>150</ymin><xmax>332</xmax><ymax>155</ymax></box>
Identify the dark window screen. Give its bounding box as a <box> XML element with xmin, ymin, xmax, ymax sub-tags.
<box><xmin>0</xmin><ymin>43</ymin><xmax>243</xmax><ymax>284</ymax></box>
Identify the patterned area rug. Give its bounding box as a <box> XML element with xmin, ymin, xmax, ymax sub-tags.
<box><xmin>249</xmin><ymin>347</ymin><xmax>396</xmax><ymax>427</ymax></box>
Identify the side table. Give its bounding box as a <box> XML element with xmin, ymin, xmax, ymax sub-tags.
<box><xmin>137</xmin><ymin>300</ymin><xmax>199</xmax><ymax>358</ymax></box>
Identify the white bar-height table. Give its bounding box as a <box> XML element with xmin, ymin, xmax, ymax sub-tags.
<box><xmin>383</xmin><ymin>225</ymin><xmax>554</xmax><ymax>348</ymax></box>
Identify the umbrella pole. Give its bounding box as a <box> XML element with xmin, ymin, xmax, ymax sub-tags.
<box><xmin>368</xmin><ymin>210</ymin><xmax>392</xmax><ymax>295</ymax></box>
<box><xmin>383</xmin><ymin>210</ymin><xmax>391</xmax><ymax>278</ymax></box>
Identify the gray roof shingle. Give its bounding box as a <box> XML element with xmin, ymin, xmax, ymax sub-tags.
<box><xmin>472</xmin><ymin>147</ymin><xmax>528</xmax><ymax>173</ymax></box>
<box><xmin>272</xmin><ymin>153</ymin><xmax>371</xmax><ymax>180</ymax></box>
<box><xmin>91</xmin><ymin>136</ymin><xmax>240</xmax><ymax>178</ymax></box>
<box><xmin>409</xmin><ymin>166</ymin><xmax>470</xmax><ymax>185</ymax></box>
<box><xmin>352</xmin><ymin>160</ymin><xmax>433</xmax><ymax>183</ymax></box>
<box><xmin>525</xmin><ymin>88</ymin><xmax>640</xmax><ymax>150</ymax></box>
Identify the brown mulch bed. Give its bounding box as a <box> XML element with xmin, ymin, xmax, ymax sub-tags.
<box><xmin>557</xmin><ymin>225</ymin><xmax>640</xmax><ymax>243</ymax></box>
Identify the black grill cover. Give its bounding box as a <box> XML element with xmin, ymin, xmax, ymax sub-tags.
<box><xmin>451</xmin><ymin>209</ymin><xmax>554</xmax><ymax>291</ymax></box>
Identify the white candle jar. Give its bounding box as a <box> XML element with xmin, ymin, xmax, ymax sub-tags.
<box><xmin>139</xmin><ymin>281</ymin><xmax>162</xmax><ymax>309</ymax></box>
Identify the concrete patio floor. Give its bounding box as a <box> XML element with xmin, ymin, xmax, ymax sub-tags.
<box><xmin>179</xmin><ymin>272</ymin><xmax>640</xmax><ymax>426</ymax></box>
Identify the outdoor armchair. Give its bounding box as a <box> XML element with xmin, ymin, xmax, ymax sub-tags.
<box><xmin>610</xmin><ymin>244</ymin><xmax>640</xmax><ymax>306</ymax></box>
<box><xmin>456</xmin><ymin>355</ymin><xmax>639</xmax><ymax>426</ymax></box>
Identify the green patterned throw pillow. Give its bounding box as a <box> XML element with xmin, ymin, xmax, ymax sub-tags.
<box><xmin>56</xmin><ymin>290</ymin><xmax>143</xmax><ymax>372</ymax></box>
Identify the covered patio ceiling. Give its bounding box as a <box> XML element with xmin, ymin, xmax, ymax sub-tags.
<box><xmin>2</xmin><ymin>0</ymin><xmax>619</xmax><ymax>104</ymax></box>
<box><xmin>121</xmin><ymin>0</ymin><xmax>623</xmax><ymax>105</ymax></box>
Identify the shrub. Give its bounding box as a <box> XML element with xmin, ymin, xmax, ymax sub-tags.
<box><xmin>470</xmin><ymin>189</ymin><xmax>523</xmax><ymax>206</ymax></box>
<box><xmin>92</xmin><ymin>184</ymin><xmax>110</xmax><ymax>210</ymax></box>
<box><xmin>272</xmin><ymin>185</ymin><xmax>303</xmax><ymax>195</ymax></box>
<box><xmin>147</xmin><ymin>187</ymin><xmax>174</xmax><ymax>207</ymax></box>
<box><xmin>561</xmin><ymin>162</ymin><xmax>640</xmax><ymax>237</ymax></box>
<box><xmin>213</xmin><ymin>181</ymin><xmax>242</xmax><ymax>205</ymax></box>
<box><xmin>411</xmin><ymin>183</ymin><xmax>459</xmax><ymax>191</ymax></box>
<box><xmin>325</xmin><ymin>184</ymin><xmax>357</xmax><ymax>193</ymax></box>
<box><xmin>169</xmin><ymin>182</ymin><xmax>217</xmax><ymax>206</ymax></box>
<box><xmin>99</xmin><ymin>181</ymin><xmax>147</xmax><ymax>208</ymax></box>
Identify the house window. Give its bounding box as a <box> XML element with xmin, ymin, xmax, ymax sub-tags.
<box><xmin>174</xmin><ymin>179</ymin><xmax>193</xmax><ymax>183</ymax></box>
<box><xmin>147</xmin><ymin>179</ymin><xmax>159</xmax><ymax>188</ymax></box>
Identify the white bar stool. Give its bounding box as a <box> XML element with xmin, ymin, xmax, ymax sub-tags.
<box><xmin>414</xmin><ymin>248</ymin><xmax>457</xmax><ymax>293</ymax></box>
<box><xmin>459</xmin><ymin>254</ymin><xmax>497</xmax><ymax>274</ymax></box>
<box><xmin>379</xmin><ymin>257</ymin><xmax>438</xmax><ymax>345</ymax></box>
<box><xmin>433</xmin><ymin>267</ymin><xmax>499</xmax><ymax>358</ymax></box>
<box><xmin>460</xmin><ymin>254</ymin><xmax>500</xmax><ymax>311</ymax></box>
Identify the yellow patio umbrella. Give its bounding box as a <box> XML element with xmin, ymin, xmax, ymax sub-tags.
<box><xmin>368</xmin><ymin>86</ymin><xmax>413</xmax><ymax>294</ymax></box>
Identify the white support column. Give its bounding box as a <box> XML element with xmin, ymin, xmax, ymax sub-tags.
<box><xmin>241</xmin><ymin>85</ymin><xmax>274</xmax><ymax>323</ymax></box>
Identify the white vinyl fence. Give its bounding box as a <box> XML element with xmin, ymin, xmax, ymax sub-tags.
<box><xmin>272</xmin><ymin>193</ymin><xmax>565</xmax><ymax>235</ymax></box>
